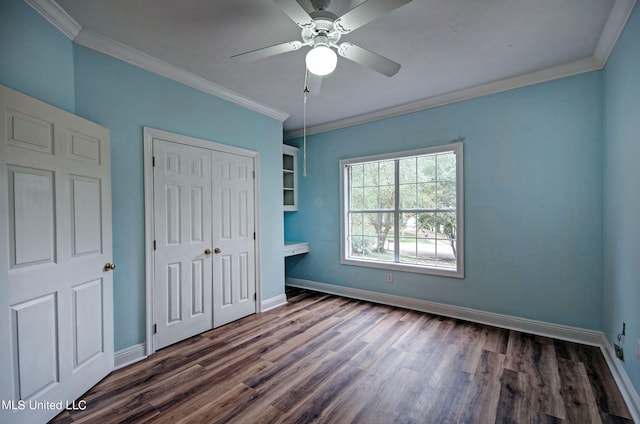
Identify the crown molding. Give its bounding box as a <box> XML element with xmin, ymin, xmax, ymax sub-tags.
<box><xmin>23</xmin><ymin>0</ymin><xmax>289</xmax><ymax>122</ymax></box>
<box><xmin>284</xmin><ymin>56</ymin><xmax>602</xmax><ymax>139</ymax></box>
<box><xmin>26</xmin><ymin>0</ymin><xmax>635</xmax><ymax>135</ymax></box>
<box><xmin>23</xmin><ymin>0</ymin><xmax>81</xmax><ymax>39</ymax></box>
<box><xmin>73</xmin><ymin>30</ymin><xmax>289</xmax><ymax>122</ymax></box>
<box><xmin>594</xmin><ymin>0</ymin><xmax>637</xmax><ymax>64</ymax></box>
<box><xmin>283</xmin><ymin>0</ymin><xmax>636</xmax><ymax>140</ymax></box>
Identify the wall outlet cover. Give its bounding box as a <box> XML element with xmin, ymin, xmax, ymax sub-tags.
<box><xmin>614</xmin><ymin>343</ymin><xmax>624</xmax><ymax>362</ymax></box>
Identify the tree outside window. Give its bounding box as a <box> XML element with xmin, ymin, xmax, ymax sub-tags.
<box><xmin>340</xmin><ymin>142</ymin><xmax>464</xmax><ymax>278</ymax></box>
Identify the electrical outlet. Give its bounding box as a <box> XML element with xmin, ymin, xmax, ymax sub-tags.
<box><xmin>386</xmin><ymin>273</ymin><xmax>393</xmax><ymax>283</ymax></box>
<box><xmin>614</xmin><ymin>343</ymin><xmax>624</xmax><ymax>362</ymax></box>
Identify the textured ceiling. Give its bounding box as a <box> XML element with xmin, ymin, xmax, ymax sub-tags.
<box><xmin>52</xmin><ymin>0</ymin><xmax>626</xmax><ymax>135</ymax></box>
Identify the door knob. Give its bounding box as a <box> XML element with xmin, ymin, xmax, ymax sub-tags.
<box><xmin>214</xmin><ymin>247</ymin><xmax>222</xmax><ymax>254</ymax></box>
<box><xmin>103</xmin><ymin>262</ymin><xmax>116</xmax><ymax>272</ymax></box>
<box><xmin>204</xmin><ymin>248</ymin><xmax>212</xmax><ymax>255</ymax></box>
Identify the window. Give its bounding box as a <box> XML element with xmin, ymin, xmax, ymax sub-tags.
<box><xmin>340</xmin><ymin>142</ymin><xmax>463</xmax><ymax>278</ymax></box>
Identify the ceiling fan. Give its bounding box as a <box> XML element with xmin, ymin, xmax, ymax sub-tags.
<box><xmin>231</xmin><ymin>0</ymin><xmax>412</xmax><ymax>78</ymax></box>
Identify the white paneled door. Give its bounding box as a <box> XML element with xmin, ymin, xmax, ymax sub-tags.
<box><xmin>0</xmin><ymin>85</ymin><xmax>113</xmax><ymax>424</ymax></box>
<box><xmin>212</xmin><ymin>151</ymin><xmax>256</xmax><ymax>328</ymax></box>
<box><xmin>153</xmin><ymin>140</ymin><xmax>213</xmax><ymax>350</ymax></box>
<box><xmin>152</xmin><ymin>136</ymin><xmax>256</xmax><ymax>350</ymax></box>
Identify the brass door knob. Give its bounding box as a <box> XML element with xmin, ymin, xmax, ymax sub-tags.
<box><xmin>214</xmin><ymin>247</ymin><xmax>222</xmax><ymax>254</ymax></box>
<box><xmin>204</xmin><ymin>248</ymin><xmax>212</xmax><ymax>255</ymax></box>
<box><xmin>103</xmin><ymin>262</ymin><xmax>116</xmax><ymax>272</ymax></box>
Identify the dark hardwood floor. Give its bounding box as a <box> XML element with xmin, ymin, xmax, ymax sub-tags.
<box><xmin>51</xmin><ymin>287</ymin><xmax>633</xmax><ymax>423</ymax></box>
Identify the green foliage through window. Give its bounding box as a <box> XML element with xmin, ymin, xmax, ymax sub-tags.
<box><xmin>341</xmin><ymin>142</ymin><xmax>464</xmax><ymax>277</ymax></box>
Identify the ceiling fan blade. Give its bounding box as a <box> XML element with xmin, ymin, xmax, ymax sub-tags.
<box><xmin>231</xmin><ymin>41</ymin><xmax>303</xmax><ymax>62</ymax></box>
<box><xmin>333</xmin><ymin>0</ymin><xmax>412</xmax><ymax>34</ymax></box>
<box><xmin>273</xmin><ymin>0</ymin><xmax>315</xmax><ymax>29</ymax></box>
<box><xmin>305</xmin><ymin>72</ymin><xmax>323</xmax><ymax>96</ymax></box>
<box><xmin>337</xmin><ymin>42</ymin><xmax>401</xmax><ymax>77</ymax></box>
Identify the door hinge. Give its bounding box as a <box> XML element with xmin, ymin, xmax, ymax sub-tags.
<box><xmin>153</xmin><ymin>324</ymin><xmax>157</xmax><ymax>334</ymax></box>
<box><xmin>153</xmin><ymin>240</ymin><xmax>157</xmax><ymax>250</ymax></box>
<box><xmin>253</xmin><ymin>232</ymin><xmax>256</xmax><ymax>240</ymax></box>
<box><xmin>253</xmin><ymin>170</ymin><xmax>255</xmax><ymax>179</ymax></box>
<box><xmin>254</xmin><ymin>293</ymin><xmax>257</xmax><ymax>301</ymax></box>
<box><xmin>152</xmin><ymin>156</ymin><xmax>156</xmax><ymax>167</ymax></box>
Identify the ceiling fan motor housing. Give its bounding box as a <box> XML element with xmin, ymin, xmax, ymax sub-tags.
<box><xmin>302</xmin><ymin>14</ymin><xmax>341</xmax><ymax>47</ymax></box>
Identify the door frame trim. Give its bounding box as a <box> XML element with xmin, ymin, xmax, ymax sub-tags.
<box><xmin>143</xmin><ymin>127</ymin><xmax>261</xmax><ymax>356</ymax></box>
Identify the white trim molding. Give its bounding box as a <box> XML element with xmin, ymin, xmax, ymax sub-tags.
<box><xmin>24</xmin><ymin>0</ymin><xmax>289</xmax><ymax>122</ymax></box>
<box><xmin>284</xmin><ymin>57</ymin><xmax>603</xmax><ymax>139</ymax></box>
<box><xmin>594</xmin><ymin>0</ymin><xmax>638</xmax><ymax>64</ymax></box>
<box><xmin>27</xmin><ymin>0</ymin><xmax>636</xmax><ymax>138</ymax></box>
<box><xmin>114</xmin><ymin>343</ymin><xmax>147</xmax><ymax>370</ymax></box>
<box><xmin>261</xmin><ymin>294</ymin><xmax>288</xmax><ymax>312</ymax></box>
<box><xmin>73</xmin><ymin>30</ymin><xmax>289</xmax><ymax>123</ymax></box>
<box><xmin>286</xmin><ymin>278</ymin><xmax>602</xmax><ymax>345</ymax></box>
<box><xmin>286</xmin><ymin>278</ymin><xmax>640</xmax><ymax>420</ymax></box>
<box><xmin>601</xmin><ymin>337</ymin><xmax>640</xmax><ymax>423</ymax></box>
<box><xmin>23</xmin><ymin>0</ymin><xmax>81</xmax><ymax>39</ymax></box>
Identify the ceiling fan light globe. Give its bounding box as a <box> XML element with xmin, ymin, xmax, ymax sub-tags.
<box><xmin>306</xmin><ymin>46</ymin><xmax>337</xmax><ymax>76</ymax></box>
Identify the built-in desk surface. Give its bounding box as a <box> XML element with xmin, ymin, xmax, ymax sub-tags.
<box><xmin>284</xmin><ymin>241</ymin><xmax>310</xmax><ymax>257</ymax></box>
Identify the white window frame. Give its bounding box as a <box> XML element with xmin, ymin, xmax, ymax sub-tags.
<box><xmin>340</xmin><ymin>142</ymin><xmax>464</xmax><ymax>278</ymax></box>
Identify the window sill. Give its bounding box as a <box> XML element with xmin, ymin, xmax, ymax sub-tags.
<box><xmin>341</xmin><ymin>257</ymin><xmax>464</xmax><ymax>279</ymax></box>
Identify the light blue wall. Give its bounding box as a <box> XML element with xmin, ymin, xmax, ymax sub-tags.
<box><xmin>0</xmin><ymin>0</ymin><xmax>75</xmax><ymax>112</ymax></box>
<box><xmin>0</xmin><ymin>0</ymin><xmax>284</xmax><ymax>352</ymax></box>
<box><xmin>286</xmin><ymin>71</ymin><xmax>604</xmax><ymax>330</ymax></box>
<box><xmin>73</xmin><ymin>46</ymin><xmax>284</xmax><ymax>350</ymax></box>
<box><xmin>603</xmin><ymin>4</ymin><xmax>640</xmax><ymax>394</ymax></box>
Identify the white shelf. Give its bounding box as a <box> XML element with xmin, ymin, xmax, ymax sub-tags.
<box><xmin>284</xmin><ymin>241</ymin><xmax>310</xmax><ymax>257</ymax></box>
<box><xmin>283</xmin><ymin>145</ymin><xmax>299</xmax><ymax>211</ymax></box>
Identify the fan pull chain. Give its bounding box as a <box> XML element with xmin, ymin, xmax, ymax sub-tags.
<box><xmin>303</xmin><ymin>69</ymin><xmax>309</xmax><ymax>177</ymax></box>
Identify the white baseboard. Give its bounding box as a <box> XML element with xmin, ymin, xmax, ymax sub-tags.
<box><xmin>286</xmin><ymin>277</ymin><xmax>640</xmax><ymax>421</ymax></box>
<box><xmin>114</xmin><ymin>342</ymin><xmax>147</xmax><ymax>370</ymax></box>
<box><xmin>600</xmin><ymin>337</ymin><xmax>640</xmax><ymax>423</ymax></box>
<box><xmin>286</xmin><ymin>278</ymin><xmax>602</xmax><ymax>345</ymax></box>
<box><xmin>114</xmin><ymin>295</ymin><xmax>288</xmax><ymax>371</ymax></box>
<box><xmin>261</xmin><ymin>294</ymin><xmax>288</xmax><ymax>312</ymax></box>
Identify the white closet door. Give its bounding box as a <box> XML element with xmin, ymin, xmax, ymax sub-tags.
<box><xmin>212</xmin><ymin>151</ymin><xmax>256</xmax><ymax>327</ymax></box>
<box><xmin>0</xmin><ymin>85</ymin><xmax>113</xmax><ymax>424</ymax></box>
<box><xmin>153</xmin><ymin>139</ymin><xmax>213</xmax><ymax>350</ymax></box>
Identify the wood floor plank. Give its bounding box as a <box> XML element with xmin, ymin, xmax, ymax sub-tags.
<box><xmin>50</xmin><ymin>287</ymin><xmax>634</xmax><ymax>424</ymax></box>
<box><xmin>557</xmin><ymin>357</ymin><xmax>604</xmax><ymax>423</ymax></box>
<box><xmin>454</xmin><ymin>349</ymin><xmax>505</xmax><ymax>423</ymax></box>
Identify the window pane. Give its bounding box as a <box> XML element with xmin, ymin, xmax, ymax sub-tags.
<box><xmin>364</xmin><ymin>213</ymin><xmax>394</xmax><ymax>254</ymax></box>
<box><xmin>399</xmin><ymin>183</ymin><xmax>416</xmax><ymax>209</ymax></box>
<box><xmin>363</xmin><ymin>162</ymin><xmax>378</xmax><ymax>186</ymax></box>
<box><xmin>351</xmin><ymin>187</ymin><xmax>364</xmax><ymax>210</ymax></box>
<box><xmin>417</xmin><ymin>182</ymin><xmax>436</xmax><ymax>209</ymax></box>
<box><xmin>378</xmin><ymin>184</ymin><xmax>395</xmax><ymax>210</ymax></box>
<box><xmin>417</xmin><ymin>212</ymin><xmax>435</xmax><ymax>235</ymax></box>
<box><xmin>437</xmin><ymin>181</ymin><xmax>456</xmax><ymax>208</ymax></box>
<box><xmin>399</xmin><ymin>158</ymin><xmax>416</xmax><ymax>184</ymax></box>
<box><xmin>435</xmin><ymin>212</ymin><xmax>457</xmax><ymax>268</ymax></box>
<box><xmin>351</xmin><ymin>164</ymin><xmax>364</xmax><ymax>187</ymax></box>
<box><xmin>350</xmin><ymin>235</ymin><xmax>372</xmax><ymax>258</ymax></box>
<box><xmin>349</xmin><ymin>213</ymin><xmax>364</xmax><ymax>236</ymax></box>
<box><xmin>379</xmin><ymin>160</ymin><xmax>395</xmax><ymax>186</ymax></box>
<box><xmin>363</xmin><ymin>186</ymin><xmax>379</xmax><ymax>209</ymax></box>
<box><xmin>437</xmin><ymin>212</ymin><xmax>457</xmax><ymax>241</ymax></box>
<box><xmin>399</xmin><ymin>237</ymin><xmax>417</xmax><ymax>264</ymax></box>
<box><xmin>417</xmin><ymin>155</ymin><xmax>436</xmax><ymax>182</ymax></box>
<box><xmin>437</xmin><ymin>153</ymin><xmax>456</xmax><ymax>182</ymax></box>
<box><xmin>349</xmin><ymin>212</ymin><xmax>393</xmax><ymax>261</ymax></box>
